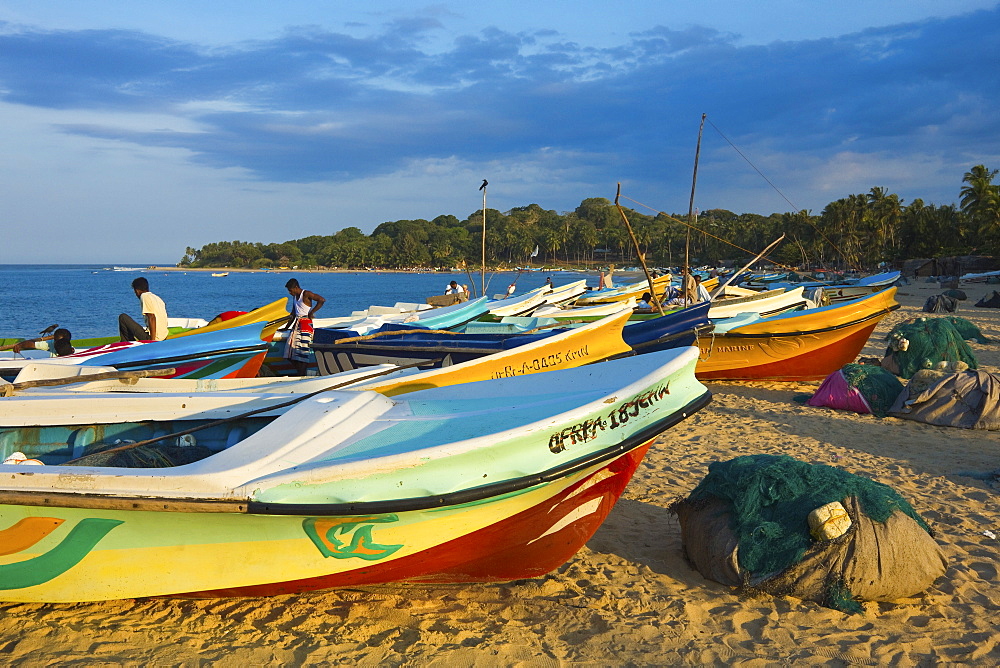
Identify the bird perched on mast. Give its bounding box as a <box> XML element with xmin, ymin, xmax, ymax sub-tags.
<box><xmin>480</xmin><ymin>179</ymin><xmax>488</xmax><ymax>191</ymax></box>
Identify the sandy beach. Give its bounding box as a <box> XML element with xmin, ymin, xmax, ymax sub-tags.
<box><xmin>2</xmin><ymin>279</ymin><xmax>999</xmax><ymax>665</ymax></box>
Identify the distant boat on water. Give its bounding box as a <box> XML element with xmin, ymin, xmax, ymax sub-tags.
<box><xmin>211</xmin><ymin>272</ymin><xmax>229</xmax><ymax>277</ymax></box>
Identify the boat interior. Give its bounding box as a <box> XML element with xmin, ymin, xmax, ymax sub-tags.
<box><xmin>0</xmin><ymin>416</ymin><xmax>273</xmax><ymax>468</ymax></box>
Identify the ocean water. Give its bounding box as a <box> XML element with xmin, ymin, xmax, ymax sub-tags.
<box><xmin>0</xmin><ymin>264</ymin><xmax>597</xmax><ymax>339</ymax></box>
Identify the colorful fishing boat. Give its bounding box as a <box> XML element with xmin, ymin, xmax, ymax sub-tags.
<box><xmin>337</xmin><ymin>309</ymin><xmax>638</xmax><ymax>396</ymax></box>
<box><xmin>169</xmin><ymin>298</ymin><xmax>289</xmax><ymax>341</ymax></box>
<box><xmin>3</xmin><ymin>362</ymin><xmax>411</xmax><ymax>396</ymax></box>
<box><xmin>695</xmin><ymin>287</ymin><xmax>899</xmax><ymax>381</ymax></box>
<box><xmin>60</xmin><ymin>298</ymin><xmax>290</xmax><ymax>350</ymax></box>
<box><xmin>483</xmin><ymin>289</ymin><xmax>550</xmax><ymax>318</ymax></box>
<box><xmin>538</xmin><ymin>279</ymin><xmax>589</xmax><ymax>306</ymax></box>
<box><xmin>265</xmin><ymin>297</ymin><xmax>492</xmax><ymax>376</ymax></box>
<box><xmin>537</xmin><ymin>287</ymin><xmax>809</xmax><ymax>323</ymax></box>
<box><xmin>0</xmin><ymin>323</ymin><xmax>269</xmax><ymax>382</ymax></box>
<box><xmin>0</xmin><ymin>347</ymin><xmax>710</xmax><ymax>602</ymax></box>
<box><xmin>703</xmin><ymin>286</ymin><xmax>811</xmax><ymax>319</ymax></box>
<box><xmin>532</xmin><ymin>297</ymin><xmax>637</xmax><ymax>321</ymax></box>
<box><xmin>311</xmin><ymin>303</ymin><xmax>710</xmax><ymax>378</ymax></box>
<box><xmin>575</xmin><ymin>274</ymin><xmax>674</xmax><ymax>306</ymax></box>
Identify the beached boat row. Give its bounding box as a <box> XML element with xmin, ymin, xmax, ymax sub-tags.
<box><xmin>0</xmin><ymin>271</ymin><xmax>902</xmax><ymax>602</ymax></box>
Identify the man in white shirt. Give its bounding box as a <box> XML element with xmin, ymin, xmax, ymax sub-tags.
<box><xmin>119</xmin><ymin>276</ymin><xmax>169</xmax><ymax>341</ymax></box>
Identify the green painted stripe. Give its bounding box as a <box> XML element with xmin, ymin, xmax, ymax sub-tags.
<box><xmin>0</xmin><ymin>518</ymin><xmax>123</xmax><ymax>590</ymax></box>
<box><xmin>184</xmin><ymin>354</ymin><xmax>247</xmax><ymax>379</ymax></box>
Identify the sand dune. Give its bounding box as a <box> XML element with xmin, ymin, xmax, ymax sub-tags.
<box><xmin>2</xmin><ymin>279</ymin><xmax>999</xmax><ymax>665</ymax></box>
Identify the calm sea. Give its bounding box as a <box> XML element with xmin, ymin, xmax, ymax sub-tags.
<box><xmin>0</xmin><ymin>265</ymin><xmax>598</xmax><ymax>339</ymax></box>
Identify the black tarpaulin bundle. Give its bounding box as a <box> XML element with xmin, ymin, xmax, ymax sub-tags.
<box><xmin>976</xmin><ymin>290</ymin><xmax>1000</xmax><ymax>308</ymax></box>
<box><xmin>923</xmin><ymin>294</ymin><xmax>957</xmax><ymax>313</ymax></box>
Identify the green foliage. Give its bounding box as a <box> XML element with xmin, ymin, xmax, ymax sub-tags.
<box><xmin>180</xmin><ymin>167</ymin><xmax>995</xmax><ymax>269</ymax></box>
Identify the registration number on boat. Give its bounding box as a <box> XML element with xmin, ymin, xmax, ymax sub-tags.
<box><xmin>547</xmin><ymin>383</ymin><xmax>670</xmax><ymax>453</ymax></box>
<box><xmin>489</xmin><ymin>344</ymin><xmax>591</xmax><ymax>379</ymax></box>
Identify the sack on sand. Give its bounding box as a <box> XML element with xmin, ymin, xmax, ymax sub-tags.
<box><xmin>923</xmin><ymin>294</ymin><xmax>957</xmax><ymax>313</ymax></box>
<box><xmin>806</xmin><ymin>363</ymin><xmax>904</xmax><ymax>417</ymax></box>
<box><xmin>889</xmin><ymin>369</ymin><xmax>1000</xmax><ymax>430</ymax></box>
<box><xmin>672</xmin><ymin>455</ymin><xmax>947</xmax><ymax>613</ymax></box>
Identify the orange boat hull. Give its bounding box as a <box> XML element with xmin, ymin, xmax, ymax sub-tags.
<box><xmin>696</xmin><ymin>288</ymin><xmax>898</xmax><ymax>381</ymax></box>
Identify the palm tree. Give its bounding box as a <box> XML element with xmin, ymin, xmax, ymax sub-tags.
<box><xmin>960</xmin><ymin>165</ymin><xmax>1000</xmax><ymax>244</ymax></box>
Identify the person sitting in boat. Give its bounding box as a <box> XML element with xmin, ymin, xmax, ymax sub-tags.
<box><xmin>12</xmin><ymin>328</ymin><xmax>75</xmax><ymax>356</ymax></box>
<box><xmin>119</xmin><ymin>276</ymin><xmax>169</xmax><ymax>341</ymax></box>
<box><xmin>444</xmin><ymin>281</ymin><xmax>466</xmax><ymax>295</ymax></box>
<box><xmin>694</xmin><ymin>275</ymin><xmax>712</xmax><ymax>303</ymax></box>
<box><xmin>636</xmin><ymin>292</ymin><xmax>654</xmax><ymax>311</ymax></box>
<box><xmin>283</xmin><ymin>278</ymin><xmax>326</xmax><ymax>376</ymax></box>
<box><xmin>664</xmin><ymin>284</ymin><xmax>687</xmax><ymax>306</ymax></box>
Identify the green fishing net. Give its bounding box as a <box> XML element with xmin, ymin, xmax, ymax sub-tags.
<box><xmin>687</xmin><ymin>454</ymin><xmax>929</xmax><ymax>578</ymax></box>
<box><xmin>942</xmin><ymin>316</ymin><xmax>989</xmax><ymax>343</ymax></box>
<box><xmin>884</xmin><ymin>317</ymin><xmax>981</xmax><ymax>379</ymax></box>
<box><xmin>840</xmin><ymin>363</ymin><xmax>904</xmax><ymax>417</ymax></box>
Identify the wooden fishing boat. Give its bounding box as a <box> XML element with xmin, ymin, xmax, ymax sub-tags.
<box><xmin>311</xmin><ymin>302</ymin><xmax>431</xmax><ymax>329</ymax></box>
<box><xmin>743</xmin><ymin>270</ymin><xmax>899</xmax><ymax>294</ymax></box>
<box><xmin>265</xmin><ymin>297</ymin><xmax>492</xmax><ymax>376</ymax></box>
<box><xmin>575</xmin><ymin>274</ymin><xmax>673</xmax><ymax>306</ymax></box>
<box><xmin>169</xmin><ymin>298</ymin><xmax>289</xmax><ymax>341</ymax></box>
<box><xmin>540</xmin><ymin>286</ymin><xmax>808</xmax><ymax>323</ymax></box>
<box><xmin>532</xmin><ymin>297</ymin><xmax>637</xmax><ymax>320</ymax></box>
<box><xmin>0</xmin><ymin>323</ymin><xmax>269</xmax><ymax>382</ymax></box>
<box><xmin>332</xmin><ymin>310</ymin><xmax>637</xmax><ymax>396</ymax></box>
<box><xmin>60</xmin><ymin>298</ymin><xmax>290</xmax><ymax>350</ymax></box>
<box><xmin>3</xmin><ymin>362</ymin><xmax>412</xmax><ymax>396</ymax></box>
<box><xmin>703</xmin><ymin>286</ymin><xmax>810</xmax><ymax>319</ymax></box>
<box><xmin>484</xmin><ymin>289</ymin><xmax>550</xmax><ymax>318</ymax></box>
<box><xmin>310</xmin><ymin>297</ymin><xmax>489</xmax><ymax>336</ymax></box>
<box><xmin>695</xmin><ymin>287</ymin><xmax>899</xmax><ymax>381</ymax></box>
<box><xmin>0</xmin><ymin>347</ymin><xmax>710</xmax><ymax>602</ymax></box>
<box><xmin>539</xmin><ymin>279</ymin><xmax>589</xmax><ymax>306</ymax></box>
<box><xmin>311</xmin><ymin>301</ymin><xmax>709</xmax><ymax>380</ymax></box>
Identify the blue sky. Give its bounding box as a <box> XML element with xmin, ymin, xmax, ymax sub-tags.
<box><xmin>1</xmin><ymin>1</ymin><xmax>998</xmax><ymax>264</ymax></box>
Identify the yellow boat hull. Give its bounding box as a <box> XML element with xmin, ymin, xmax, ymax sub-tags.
<box><xmin>169</xmin><ymin>298</ymin><xmax>290</xmax><ymax>341</ymax></box>
<box><xmin>361</xmin><ymin>309</ymin><xmax>635</xmax><ymax>396</ymax></box>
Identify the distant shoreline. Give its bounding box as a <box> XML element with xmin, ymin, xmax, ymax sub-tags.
<box><xmin>148</xmin><ymin>266</ymin><xmax>610</xmax><ymax>275</ymax></box>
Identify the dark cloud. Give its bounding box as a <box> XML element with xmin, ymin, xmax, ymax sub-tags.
<box><xmin>1</xmin><ymin>9</ymin><xmax>997</xmax><ymax>200</ymax></box>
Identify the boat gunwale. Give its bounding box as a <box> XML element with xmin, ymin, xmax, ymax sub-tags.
<box><xmin>0</xmin><ymin>391</ymin><xmax>711</xmax><ymax>516</ymax></box>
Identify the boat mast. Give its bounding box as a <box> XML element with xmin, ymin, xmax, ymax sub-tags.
<box><xmin>480</xmin><ymin>179</ymin><xmax>488</xmax><ymax>298</ymax></box>
<box><xmin>615</xmin><ymin>183</ymin><xmax>664</xmax><ymax>314</ymax></box>
<box><xmin>685</xmin><ymin>113</ymin><xmax>706</xmax><ymax>306</ymax></box>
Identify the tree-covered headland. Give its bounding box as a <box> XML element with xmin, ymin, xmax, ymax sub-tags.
<box><xmin>180</xmin><ymin>166</ymin><xmax>1000</xmax><ymax>271</ymax></box>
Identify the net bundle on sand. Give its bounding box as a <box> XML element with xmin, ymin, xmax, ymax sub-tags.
<box><xmin>806</xmin><ymin>363</ymin><xmax>905</xmax><ymax>417</ymax></box>
<box><xmin>881</xmin><ymin>316</ymin><xmax>987</xmax><ymax>379</ymax></box>
<box><xmin>671</xmin><ymin>455</ymin><xmax>947</xmax><ymax>613</ymax></box>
